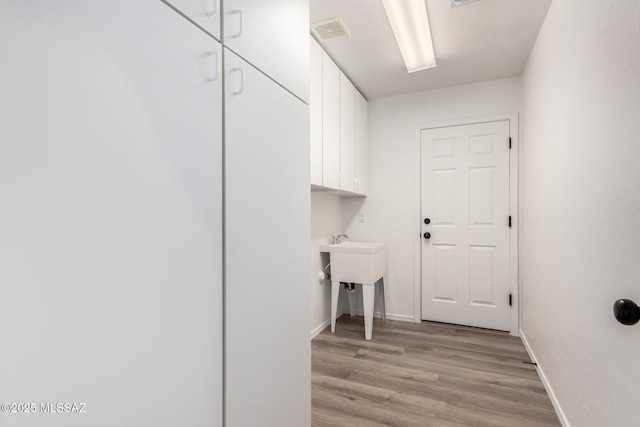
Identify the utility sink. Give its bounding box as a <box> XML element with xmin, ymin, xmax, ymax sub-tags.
<box><xmin>319</xmin><ymin>241</ymin><xmax>386</xmax><ymax>285</ymax></box>
<box><xmin>320</xmin><ymin>241</ymin><xmax>387</xmax><ymax>340</ymax></box>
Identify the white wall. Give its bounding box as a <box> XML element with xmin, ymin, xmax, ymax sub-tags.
<box><xmin>343</xmin><ymin>77</ymin><xmax>522</xmax><ymax>321</ymax></box>
<box><xmin>521</xmin><ymin>0</ymin><xmax>640</xmax><ymax>425</ymax></box>
<box><xmin>310</xmin><ymin>192</ymin><xmax>344</xmax><ymax>336</ymax></box>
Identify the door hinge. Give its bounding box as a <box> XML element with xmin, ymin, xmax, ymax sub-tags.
<box><xmin>508</xmin><ymin>215</ymin><xmax>512</xmax><ymax>227</ymax></box>
<box><xmin>509</xmin><ymin>293</ymin><xmax>513</xmax><ymax>306</ymax></box>
<box><xmin>509</xmin><ymin>137</ymin><xmax>512</xmax><ymax>149</ymax></box>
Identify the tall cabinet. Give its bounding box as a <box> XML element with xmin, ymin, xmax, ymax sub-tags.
<box><xmin>224</xmin><ymin>49</ymin><xmax>310</xmax><ymax>427</ymax></box>
<box><xmin>0</xmin><ymin>1</ymin><xmax>223</xmax><ymax>426</ymax></box>
<box><xmin>221</xmin><ymin>3</ymin><xmax>310</xmax><ymax>426</ymax></box>
<box><xmin>0</xmin><ymin>1</ymin><xmax>310</xmax><ymax>426</ymax></box>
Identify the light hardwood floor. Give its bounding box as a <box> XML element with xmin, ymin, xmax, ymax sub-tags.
<box><xmin>312</xmin><ymin>316</ymin><xmax>561</xmax><ymax>427</ymax></box>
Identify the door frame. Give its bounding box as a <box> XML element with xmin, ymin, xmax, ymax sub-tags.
<box><xmin>413</xmin><ymin>113</ymin><xmax>520</xmax><ymax>336</ymax></box>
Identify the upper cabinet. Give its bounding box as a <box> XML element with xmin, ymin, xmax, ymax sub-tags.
<box><xmin>164</xmin><ymin>0</ymin><xmax>221</xmax><ymax>40</ymax></box>
<box><xmin>340</xmin><ymin>72</ymin><xmax>356</xmax><ymax>193</ymax></box>
<box><xmin>355</xmin><ymin>91</ymin><xmax>369</xmax><ymax>195</ymax></box>
<box><xmin>223</xmin><ymin>0</ymin><xmax>309</xmax><ymax>103</ymax></box>
<box><xmin>310</xmin><ymin>39</ymin><xmax>369</xmax><ymax>196</ymax></box>
<box><xmin>321</xmin><ymin>51</ymin><xmax>340</xmax><ymax>190</ymax></box>
<box><xmin>310</xmin><ymin>37</ymin><xmax>323</xmax><ymax>187</ymax></box>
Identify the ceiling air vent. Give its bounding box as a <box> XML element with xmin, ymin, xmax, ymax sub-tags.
<box><xmin>311</xmin><ymin>18</ymin><xmax>351</xmax><ymax>41</ymax></box>
<box><xmin>450</xmin><ymin>0</ymin><xmax>481</xmax><ymax>7</ymax></box>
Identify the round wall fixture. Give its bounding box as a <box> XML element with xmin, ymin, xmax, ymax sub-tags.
<box><xmin>613</xmin><ymin>299</ymin><xmax>640</xmax><ymax>325</ymax></box>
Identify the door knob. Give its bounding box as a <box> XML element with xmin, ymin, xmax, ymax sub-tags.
<box><xmin>613</xmin><ymin>299</ymin><xmax>640</xmax><ymax>325</ymax></box>
<box><xmin>423</xmin><ymin>232</ymin><xmax>431</xmax><ymax>239</ymax></box>
<box><xmin>424</xmin><ymin>218</ymin><xmax>431</xmax><ymax>224</ymax></box>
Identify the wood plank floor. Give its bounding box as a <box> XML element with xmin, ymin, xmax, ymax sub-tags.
<box><xmin>312</xmin><ymin>316</ymin><xmax>561</xmax><ymax>427</ymax></box>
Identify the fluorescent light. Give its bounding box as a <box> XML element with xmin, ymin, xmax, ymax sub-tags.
<box><xmin>381</xmin><ymin>0</ymin><xmax>436</xmax><ymax>73</ymax></box>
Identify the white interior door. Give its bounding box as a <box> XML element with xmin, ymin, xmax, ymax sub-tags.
<box><xmin>421</xmin><ymin>120</ymin><xmax>511</xmax><ymax>331</ymax></box>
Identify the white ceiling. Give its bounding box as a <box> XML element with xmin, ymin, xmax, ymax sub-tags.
<box><xmin>310</xmin><ymin>0</ymin><xmax>553</xmax><ymax>99</ymax></box>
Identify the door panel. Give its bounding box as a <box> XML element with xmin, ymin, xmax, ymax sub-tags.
<box><xmin>434</xmin><ymin>245</ymin><xmax>457</xmax><ymax>302</ymax></box>
<box><xmin>433</xmin><ymin>137</ymin><xmax>456</xmax><ymax>158</ymax></box>
<box><xmin>0</xmin><ymin>2</ymin><xmax>222</xmax><ymax>425</ymax></box>
<box><xmin>433</xmin><ymin>169</ymin><xmax>457</xmax><ymax>225</ymax></box>
<box><xmin>355</xmin><ymin>90</ymin><xmax>368</xmax><ymax>195</ymax></box>
<box><xmin>322</xmin><ymin>52</ymin><xmax>340</xmax><ymax>189</ymax></box>
<box><xmin>340</xmin><ymin>72</ymin><xmax>355</xmax><ymax>192</ymax></box>
<box><xmin>469</xmin><ymin>245</ymin><xmax>495</xmax><ymax>305</ymax></box>
<box><xmin>164</xmin><ymin>0</ymin><xmax>221</xmax><ymax>40</ymax></box>
<box><xmin>224</xmin><ymin>48</ymin><xmax>310</xmax><ymax>427</ymax></box>
<box><xmin>223</xmin><ymin>0</ymin><xmax>309</xmax><ymax>103</ymax></box>
<box><xmin>470</xmin><ymin>167</ymin><xmax>496</xmax><ymax>225</ymax></box>
<box><xmin>310</xmin><ymin>36</ymin><xmax>323</xmax><ymax>186</ymax></box>
<box><xmin>421</xmin><ymin>121</ymin><xmax>510</xmax><ymax>331</ymax></box>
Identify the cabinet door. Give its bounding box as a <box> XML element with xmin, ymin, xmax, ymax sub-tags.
<box><xmin>0</xmin><ymin>2</ymin><xmax>222</xmax><ymax>426</ymax></box>
<box><xmin>355</xmin><ymin>90</ymin><xmax>369</xmax><ymax>195</ymax></box>
<box><xmin>310</xmin><ymin>36</ymin><xmax>323</xmax><ymax>186</ymax></box>
<box><xmin>340</xmin><ymin>72</ymin><xmax>356</xmax><ymax>193</ymax></box>
<box><xmin>223</xmin><ymin>0</ymin><xmax>309</xmax><ymax>103</ymax></box>
<box><xmin>224</xmin><ymin>48</ymin><xmax>311</xmax><ymax>427</ymax></box>
<box><xmin>322</xmin><ymin>52</ymin><xmax>340</xmax><ymax>190</ymax></box>
<box><xmin>164</xmin><ymin>0</ymin><xmax>221</xmax><ymax>40</ymax></box>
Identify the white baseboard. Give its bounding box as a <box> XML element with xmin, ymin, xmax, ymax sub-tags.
<box><xmin>520</xmin><ymin>330</ymin><xmax>570</xmax><ymax>427</ymax></box>
<box><xmin>385</xmin><ymin>313</ymin><xmax>415</xmax><ymax>323</ymax></box>
<box><xmin>310</xmin><ymin>310</ymin><xmax>414</xmax><ymax>340</ymax></box>
<box><xmin>311</xmin><ymin>309</ymin><xmax>348</xmax><ymax>339</ymax></box>
<box><xmin>352</xmin><ymin>310</ymin><xmax>415</xmax><ymax>323</ymax></box>
<box><xmin>310</xmin><ymin>318</ymin><xmax>331</xmax><ymax>339</ymax></box>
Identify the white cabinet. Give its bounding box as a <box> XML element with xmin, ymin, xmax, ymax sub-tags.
<box><xmin>0</xmin><ymin>1</ymin><xmax>222</xmax><ymax>426</ymax></box>
<box><xmin>355</xmin><ymin>90</ymin><xmax>369</xmax><ymax>195</ymax></box>
<box><xmin>322</xmin><ymin>51</ymin><xmax>341</xmax><ymax>190</ymax></box>
<box><xmin>340</xmin><ymin>72</ymin><xmax>356</xmax><ymax>192</ymax></box>
<box><xmin>224</xmin><ymin>49</ymin><xmax>310</xmax><ymax>427</ymax></box>
<box><xmin>222</xmin><ymin>3</ymin><xmax>311</xmax><ymax>426</ymax></box>
<box><xmin>310</xmin><ymin>43</ymin><xmax>369</xmax><ymax>196</ymax></box>
<box><xmin>223</xmin><ymin>0</ymin><xmax>309</xmax><ymax>103</ymax></box>
<box><xmin>1</xmin><ymin>0</ymin><xmax>311</xmax><ymax>426</ymax></box>
<box><xmin>164</xmin><ymin>0</ymin><xmax>221</xmax><ymax>40</ymax></box>
<box><xmin>310</xmin><ymin>36</ymin><xmax>323</xmax><ymax>186</ymax></box>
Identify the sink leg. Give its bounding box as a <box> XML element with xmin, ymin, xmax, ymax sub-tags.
<box><xmin>348</xmin><ymin>285</ymin><xmax>357</xmax><ymax>317</ymax></box>
<box><xmin>378</xmin><ymin>277</ymin><xmax>386</xmax><ymax>322</ymax></box>
<box><xmin>331</xmin><ymin>281</ymin><xmax>340</xmax><ymax>333</ymax></box>
<box><xmin>362</xmin><ymin>284</ymin><xmax>375</xmax><ymax>340</ymax></box>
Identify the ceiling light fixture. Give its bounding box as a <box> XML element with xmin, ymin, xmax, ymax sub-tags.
<box><xmin>381</xmin><ymin>0</ymin><xmax>436</xmax><ymax>73</ymax></box>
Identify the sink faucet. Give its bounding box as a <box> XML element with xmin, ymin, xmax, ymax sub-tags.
<box><xmin>336</xmin><ymin>234</ymin><xmax>349</xmax><ymax>244</ymax></box>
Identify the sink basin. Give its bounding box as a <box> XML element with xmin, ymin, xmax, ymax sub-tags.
<box><xmin>320</xmin><ymin>241</ymin><xmax>386</xmax><ymax>284</ymax></box>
